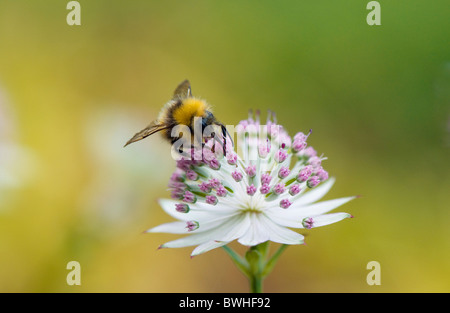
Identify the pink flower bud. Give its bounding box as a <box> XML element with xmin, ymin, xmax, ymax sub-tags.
<box><xmin>186</xmin><ymin>170</ymin><xmax>198</xmax><ymax>181</ymax></box>
<box><xmin>292</xmin><ymin>132</ymin><xmax>309</xmax><ymax>152</ymax></box>
<box><xmin>183</xmin><ymin>191</ymin><xmax>197</xmax><ymax>203</ymax></box>
<box><xmin>216</xmin><ymin>185</ymin><xmax>228</xmax><ymax>197</ymax></box>
<box><xmin>171</xmin><ymin>189</ymin><xmax>184</xmax><ymax>199</ymax></box>
<box><xmin>186</xmin><ymin>221</ymin><xmax>200</xmax><ymax>232</ymax></box>
<box><xmin>198</xmin><ymin>182</ymin><xmax>212</xmax><ymax>193</ymax></box>
<box><xmin>170</xmin><ymin>172</ymin><xmax>184</xmax><ymax>182</ymax></box>
<box><xmin>260</xmin><ymin>183</ymin><xmax>271</xmax><ymax>194</ymax></box>
<box><xmin>278</xmin><ymin>166</ymin><xmax>290</xmax><ymax>179</ymax></box>
<box><xmin>175</xmin><ymin>203</ymin><xmax>190</xmax><ymax>213</ymax></box>
<box><xmin>209</xmin><ymin>158</ymin><xmax>221</xmax><ymax>170</ymax></box>
<box><xmin>307</xmin><ymin>176</ymin><xmax>320</xmax><ymax>188</ymax></box>
<box><xmin>316</xmin><ymin>167</ymin><xmax>329</xmax><ymax>181</ymax></box>
<box><xmin>292</xmin><ymin>139</ymin><xmax>307</xmax><ymax>152</ymax></box>
<box><xmin>294</xmin><ymin>132</ymin><xmax>308</xmax><ymax>142</ymax></box>
<box><xmin>273</xmin><ymin>183</ymin><xmax>286</xmax><ymax>195</ymax></box>
<box><xmin>227</xmin><ymin>153</ymin><xmax>237</xmax><ymax>165</ymax></box>
<box><xmin>280</xmin><ymin>199</ymin><xmax>292</xmax><ymax>209</ymax></box>
<box><xmin>247</xmin><ymin>184</ymin><xmax>257</xmax><ymax>196</ymax></box>
<box><xmin>232</xmin><ymin>170</ymin><xmax>243</xmax><ymax>182</ymax></box>
<box><xmin>297</xmin><ymin>165</ymin><xmax>313</xmax><ymax>183</ymax></box>
<box><xmin>176</xmin><ymin>159</ymin><xmax>192</xmax><ymax>171</ymax></box>
<box><xmin>206</xmin><ymin>195</ymin><xmax>218</xmax><ymax>205</ymax></box>
<box><xmin>260</xmin><ymin>173</ymin><xmax>272</xmax><ymax>185</ymax></box>
<box><xmin>302</xmin><ymin>217</ymin><xmax>314</xmax><ymax>229</ymax></box>
<box><xmin>302</xmin><ymin>146</ymin><xmax>317</xmax><ymax>158</ymax></box>
<box><xmin>258</xmin><ymin>141</ymin><xmax>271</xmax><ymax>158</ymax></box>
<box><xmin>274</xmin><ymin>149</ymin><xmax>288</xmax><ymax>163</ymax></box>
<box><xmin>308</xmin><ymin>156</ymin><xmax>322</xmax><ymax>168</ymax></box>
<box><xmin>289</xmin><ymin>184</ymin><xmax>301</xmax><ymax>196</ymax></box>
<box><xmin>208</xmin><ymin>178</ymin><xmax>221</xmax><ymax>189</ymax></box>
<box><xmin>245</xmin><ymin>165</ymin><xmax>257</xmax><ymax>177</ymax></box>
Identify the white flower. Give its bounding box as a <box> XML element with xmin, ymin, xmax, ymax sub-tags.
<box><xmin>146</xmin><ymin>112</ymin><xmax>355</xmax><ymax>257</ymax></box>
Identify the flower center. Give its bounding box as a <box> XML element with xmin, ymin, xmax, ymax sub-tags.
<box><xmin>239</xmin><ymin>195</ymin><xmax>265</xmax><ymax>213</ymax></box>
<box><xmin>241</xmin><ymin>207</ymin><xmax>262</xmax><ymax>213</ymax></box>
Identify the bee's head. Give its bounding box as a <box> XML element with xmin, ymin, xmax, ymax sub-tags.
<box><xmin>201</xmin><ymin>110</ymin><xmax>216</xmax><ymax>129</ymax></box>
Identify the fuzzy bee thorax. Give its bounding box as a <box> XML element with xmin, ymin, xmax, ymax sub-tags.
<box><xmin>172</xmin><ymin>98</ymin><xmax>209</xmax><ymax>126</ymax></box>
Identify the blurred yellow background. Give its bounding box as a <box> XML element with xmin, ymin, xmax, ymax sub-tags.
<box><xmin>0</xmin><ymin>1</ymin><xmax>449</xmax><ymax>292</ymax></box>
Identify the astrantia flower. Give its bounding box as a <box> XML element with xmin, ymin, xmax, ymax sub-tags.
<box><xmin>147</xmin><ymin>112</ymin><xmax>355</xmax><ymax>257</ymax></box>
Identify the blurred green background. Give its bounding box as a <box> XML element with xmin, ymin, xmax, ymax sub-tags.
<box><xmin>0</xmin><ymin>0</ymin><xmax>449</xmax><ymax>292</ymax></box>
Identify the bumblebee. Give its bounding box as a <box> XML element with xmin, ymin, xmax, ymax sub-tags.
<box><xmin>124</xmin><ymin>80</ymin><xmax>231</xmax><ymax>154</ymax></box>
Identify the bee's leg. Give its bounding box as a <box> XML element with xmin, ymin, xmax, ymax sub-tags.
<box><xmin>221</xmin><ymin>125</ymin><xmax>227</xmax><ymax>157</ymax></box>
<box><xmin>171</xmin><ymin>136</ymin><xmax>183</xmax><ymax>154</ymax></box>
<box><xmin>220</xmin><ymin>124</ymin><xmax>234</xmax><ymax>156</ymax></box>
<box><xmin>187</xmin><ymin>142</ymin><xmax>205</xmax><ymax>161</ymax></box>
<box><xmin>209</xmin><ymin>130</ymin><xmax>226</xmax><ymax>157</ymax></box>
<box><xmin>171</xmin><ymin>135</ymin><xmax>193</xmax><ymax>159</ymax></box>
<box><xmin>210</xmin><ymin>132</ymin><xmax>219</xmax><ymax>154</ymax></box>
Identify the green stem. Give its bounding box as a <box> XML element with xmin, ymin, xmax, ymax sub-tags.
<box><xmin>262</xmin><ymin>244</ymin><xmax>288</xmax><ymax>277</ymax></box>
<box><xmin>245</xmin><ymin>243</ymin><xmax>266</xmax><ymax>293</ymax></box>
<box><xmin>222</xmin><ymin>245</ymin><xmax>250</xmax><ymax>277</ymax></box>
<box><xmin>249</xmin><ymin>272</ymin><xmax>263</xmax><ymax>293</ymax></box>
<box><xmin>222</xmin><ymin>242</ymin><xmax>289</xmax><ymax>293</ymax></box>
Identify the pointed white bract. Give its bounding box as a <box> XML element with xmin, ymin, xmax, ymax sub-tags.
<box><xmin>147</xmin><ymin>113</ymin><xmax>354</xmax><ymax>256</ymax></box>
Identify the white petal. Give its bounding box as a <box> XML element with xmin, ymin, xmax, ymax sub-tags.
<box><xmin>190</xmin><ymin>214</ymin><xmax>243</xmax><ymax>233</ymax></box>
<box><xmin>259</xmin><ymin>214</ymin><xmax>304</xmax><ymax>244</ymax></box>
<box><xmin>191</xmin><ymin>240</ymin><xmax>229</xmax><ymax>256</ymax></box>
<box><xmin>269</xmin><ymin>196</ymin><xmax>355</xmax><ymax>220</ymax></box>
<box><xmin>292</xmin><ymin>177</ymin><xmax>335</xmax><ymax>206</ymax></box>
<box><xmin>158</xmin><ymin>199</ymin><xmax>237</xmax><ymax>222</ymax></box>
<box><xmin>298</xmin><ymin>196</ymin><xmax>355</xmax><ymax>217</ymax></box>
<box><xmin>148</xmin><ymin>212</ymin><xmax>241</xmax><ymax>236</ymax></box>
<box><xmin>160</xmin><ymin>232</ymin><xmax>214</xmax><ymax>248</ymax></box>
<box><xmin>216</xmin><ymin>213</ymin><xmax>251</xmax><ymax>242</ymax></box>
<box><xmin>161</xmin><ymin>214</ymin><xmax>245</xmax><ymax>248</ymax></box>
<box><xmin>158</xmin><ymin>199</ymin><xmax>196</xmax><ymax>221</ymax></box>
<box><xmin>310</xmin><ymin>212</ymin><xmax>352</xmax><ymax>228</ymax></box>
<box><xmin>238</xmin><ymin>214</ymin><xmax>270</xmax><ymax>246</ymax></box>
<box><xmin>263</xmin><ymin>211</ymin><xmax>304</xmax><ymax>228</ymax></box>
<box><xmin>146</xmin><ymin>221</ymin><xmax>188</xmax><ymax>234</ymax></box>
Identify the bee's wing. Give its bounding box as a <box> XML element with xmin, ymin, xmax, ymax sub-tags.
<box><xmin>124</xmin><ymin>122</ymin><xmax>170</xmax><ymax>147</ymax></box>
<box><xmin>172</xmin><ymin>80</ymin><xmax>192</xmax><ymax>100</ymax></box>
